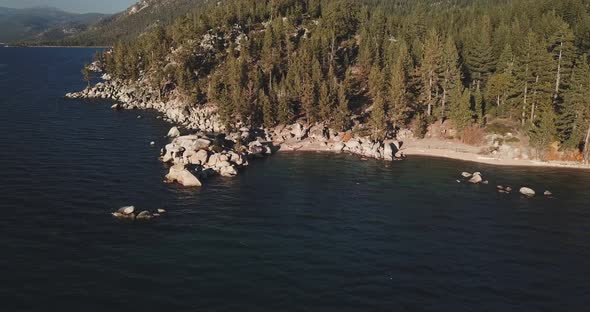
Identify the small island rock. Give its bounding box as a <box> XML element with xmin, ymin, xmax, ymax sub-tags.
<box><xmin>117</xmin><ymin>206</ymin><xmax>135</xmax><ymax>215</ymax></box>
<box><xmin>468</xmin><ymin>174</ymin><xmax>483</xmax><ymax>184</ymax></box>
<box><xmin>519</xmin><ymin>187</ymin><xmax>536</xmax><ymax>197</ymax></box>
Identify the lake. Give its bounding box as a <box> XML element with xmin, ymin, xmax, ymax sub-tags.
<box><xmin>0</xmin><ymin>48</ymin><xmax>589</xmax><ymax>311</ymax></box>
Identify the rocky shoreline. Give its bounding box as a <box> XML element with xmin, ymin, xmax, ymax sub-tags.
<box><xmin>66</xmin><ymin>78</ymin><xmax>403</xmax><ymax>187</ymax></box>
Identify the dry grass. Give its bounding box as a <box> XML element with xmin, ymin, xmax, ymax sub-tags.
<box><xmin>461</xmin><ymin>126</ymin><xmax>486</xmax><ymax>146</ymax></box>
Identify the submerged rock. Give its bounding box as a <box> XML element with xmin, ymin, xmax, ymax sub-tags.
<box><xmin>519</xmin><ymin>187</ymin><xmax>536</xmax><ymax>197</ymax></box>
<box><xmin>544</xmin><ymin>190</ymin><xmax>553</xmax><ymax>196</ymax></box>
<box><xmin>461</xmin><ymin>172</ymin><xmax>472</xmax><ymax>178</ymax></box>
<box><xmin>112</xmin><ymin>212</ymin><xmax>135</xmax><ymax>220</ymax></box>
<box><xmin>136</xmin><ymin>211</ymin><xmax>152</xmax><ymax>220</ymax></box>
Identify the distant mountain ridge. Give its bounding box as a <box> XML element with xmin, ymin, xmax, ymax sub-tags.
<box><xmin>62</xmin><ymin>0</ymin><xmax>209</xmax><ymax>46</ymax></box>
<box><xmin>0</xmin><ymin>6</ymin><xmax>107</xmax><ymax>43</ymax></box>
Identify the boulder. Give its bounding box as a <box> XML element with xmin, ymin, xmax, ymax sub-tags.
<box><xmin>346</xmin><ymin>140</ymin><xmax>361</xmax><ymax>150</ymax></box>
<box><xmin>167</xmin><ymin>127</ymin><xmax>181</xmax><ymax>138</ymax></box>
<box><xmin>519</xmin><ymin>187</ymin><xmax>536</xmax><ymax>197</ymax></box>
<box><xmin>468</xmin><ymin>174</ymin><xmax>483</xmax><ymax>184</ymax></box>
<box><xmin>157</xmin><ymin>209</ymin><xmax>166</xmax><ymax>214</ymax></box>
<box><xmin>290</xmin><ymin>123</ymin><xmax>308</xmax><ymax>140</ymax></box>
<box><xmin>136</xmin><ymin>211</ymin><xmax>152</xmax><ymax>220</ymax></box>
<box><xmin>189</xmin><ymin>149</ymin><xmax>209</xmax><ymax>165</ymax></box>
<box><xmin>461</xmin><ymin>172</ymin><xmax>472</xmax><ymax>178</ymax></box>
<box><xmin>112</xmin><ymin>212</ymin><xmax>135</xmax><ymax>220</ymax></box>
<box><xmin>249</xmin><ymin>145</ymin><xmax>265</xmax><ymax>156</ymax></box>
<box><xmin>333</xmin><ymin>142</ymin><xmax>345</xmax><ymax>152</ymax></box>
<box><xmin>219</xmin><ymin>164</ymin><xmax>238</xmax><ymax>177</ymax></box>
<box><xmin>166</xmin><ymin>164</ymin><xmax>202</xmax><ymax>187</ymax></box>
<box><xmin>383</xmin><ymin>144</ymin><xmax>394</xmax><ymax>160</ymax></box>
<box><xmin>117</xmin><ymin>206</ymin><xmax>135</xmax><ymax>215</ymax></box>
<box><xmin>544</xmin><ymin>190</ymin><xmax>553</xmax><ymax>196</ymax></box>
<box><xmin>194</xmin><ymin>138</ymin><xmax>212</xmax><ymax>149</ymax></box>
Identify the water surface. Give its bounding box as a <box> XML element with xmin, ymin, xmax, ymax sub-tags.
<box><xmin>1</xmin><ymin>48</ymin><xmax>589</xmax><ymax>311</ymax></box>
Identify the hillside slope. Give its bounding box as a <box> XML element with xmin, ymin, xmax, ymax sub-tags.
<box><xmin>62</xmin><ymin>0</ymin><xmax>209</xmax><ymax>46</ymax></box>
<box><xmin>0</xmin><ymin>6</ymin><xmax>106</xmax><ymax>43</ymax></box>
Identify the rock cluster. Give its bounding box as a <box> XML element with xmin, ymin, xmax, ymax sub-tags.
<box><xmin>271</xmin><ymin>123</ymin><xmax>404</xmax><ymax>161</ymax></box>
<box><xmin>459</xmin><ymin>171</ymin><xmax>488</xmax><ymax>184</ymax></box>
<box><xmin>66</xmin><ymin>79</ymin><xmax>224</xmax><ymax>133</ymax></box>
<box><xmin>111</xmin><ymin>206</ymin><xmax>165</xmax><ymax>220</ymax></box>
<box><xmin>457</xmin><ymin>174</ymin><xmax>555</xmax><ymax>198</ymax></box>
<box><xmin>161</xmin><ymin>128</ymin><xmax>274</xmax><ymax>186</ymax></box>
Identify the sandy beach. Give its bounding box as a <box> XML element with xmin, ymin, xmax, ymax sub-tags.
<box><xmin>401</xmin><ymin>138</ymin><xmax>590</xmax><ymax>170</ymax></box>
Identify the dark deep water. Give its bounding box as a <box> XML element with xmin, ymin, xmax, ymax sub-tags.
<box><xmin>1</xmin><ymin>48</ymin><xmax>590</xmax><ymax>311</ymax></box>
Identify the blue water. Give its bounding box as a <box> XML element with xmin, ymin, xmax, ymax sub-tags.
<box><xmin>1</xmin><ymin>48</ymin><xmax>590</xmax><ymax>311</ymax></box>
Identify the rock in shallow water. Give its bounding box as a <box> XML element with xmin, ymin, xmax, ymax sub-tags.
<box><xmin>166</xmin><ymin>164</ymin><xmax>202</xmax><ymax>187</ymax></box>
<box><xmin>519</xmin><ymin>187</ymin><xmax>536</xmax><ymax>197</ymax></box>
<box><xmin>468</xmin><ymin>174</ymin><xmax>483</xmax><ymax>184</ymax></box>
<box><xmin>136</xmin><ymin>211</ymin><xmax>152</xmax><ymax>220</ymax></box>
<box><xmin>117</xmin><ymin>206</ymin><xmax>135</xmax><ymax>215</ymax></box>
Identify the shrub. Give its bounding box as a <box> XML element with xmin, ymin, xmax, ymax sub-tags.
<box><xmin>411</xmin><ymin>114</ymin><xmax>429</xmax><ymax>139</ymax></box>
<box><xmin>485</xmin><ymin>121</ymin><xmax>515</xmax><ymax>135</ymax></box>
<box><xmin>462</xmin><ymin>125</ymin><xmax>486</xmax><ymax>146</ymax></box>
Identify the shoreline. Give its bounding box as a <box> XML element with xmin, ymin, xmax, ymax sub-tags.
<box><xmin>400</xmin><ymin>138</ymin><xmax>590</xmax><ymax>170</ymax></box>
<box><xmin>272</xmin><ymin>136</ymin><xmax>590</xmax><ymax>170</ymax></box>
<box><xmin>2</xmin><ymin>45</ymin><xmax>111</xmax><ymax>49</ymax></box>
<box><xmin>66</xmin><ymin>80</ymin><xmax>590</xmax><ymax>174</ymax></box>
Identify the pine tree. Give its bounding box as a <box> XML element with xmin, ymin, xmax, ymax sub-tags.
<box><xmin>512</xmin><ymin>31</ymin><xmax>553</xmax><ymax>125</ymax></box>
<box><xmin>418</xmin><ymin>28</ymin><xmax>442</xmax><ymax>116</ymax></box>
<box><xmin>277</xmin><ymin>88</ymin><xmax>293</xmax><ymax>125</ymax></box>
<box><xmin>464</xmin><ymin>16</ymin><xmax>495</xmax><ymax>90</ymax></box>
<box><xmin>450</xmin><ymin>86</ymin><xmax>473</xmax><ymax>131</ymax></box>
<box><xmin>388</xmin><ymin>52</ymin><xmax>409</xmax><ymax>128</ymax></box>
<box><xmin>370</xmin><ymin>92</ymin><xmax>387</xmax><ymax>139</ymax></box>
<box><xmin>486</xmin><ymin>72</ymin><xmax>512</xmax><ymax>116</ymax></box>
<box><xmin>529</xmin><ymin>100</ymin><xmax>557</xmax><ymax>159</ymax></box>
<box><xmin>301</xmin><ymin>74</ymin><xmax>317</xmax><ymax>123</ymax></box>
<box><xmin>496</xmin><ymin>44</ymin><xmax>515</xmax><ymax>75</ymax></box>
<box><xmin>368</xmin><ymin>63</ymin><xmax>385</xmax><ymax>100</ymax></box>
<box><xmin>545</xmin><ymin>13</ymin><xmax>576</xmax><ymax>103</ymax></box>
<box><xmin>318</xmin><ymin>81</ymin><xmax>333</xmax><ymax>122</ymax></box>
<box><xmin>561</xmin><ymin>55</ymin><xmax>590</xmax><ymax>152</ymax></box>
<box><xmin>260</xmin><ymin>90</ymin><xmax>275</xmax><ymax>128</ymax></box>
<box><xmin>333</xmin><ymin>83</ymin><xmax>351</xmax><ymax>131</ymax></box>
<box><xmin>439</xmin><ymin>36</ymin><xmax>461</xmax><ymax>121</ymax></box>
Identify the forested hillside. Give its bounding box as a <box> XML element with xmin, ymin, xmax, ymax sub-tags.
<box><xmin>96</xmin><ymin>0</ymin><xmax>590</xmax><ymax>160</ymax></box>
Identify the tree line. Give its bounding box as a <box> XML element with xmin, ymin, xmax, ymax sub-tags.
<box><xmin>97</xmin><ymin>0</ymin><xmax>590</xmax><ymax>160</ymax></box>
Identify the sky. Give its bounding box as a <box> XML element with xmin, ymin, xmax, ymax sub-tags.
<box><xmin>0</xmin><ymin>0</ymin><xmax>137</xmax><ymax>14</ymax></box>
